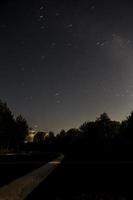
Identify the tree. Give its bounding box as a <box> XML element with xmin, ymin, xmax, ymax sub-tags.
<box><xmin>120</xmin><ymin>111</ymin><xmax>133</xmax><ymax>143</ymax></box>
<box><xmin>33</xmin><ymin>131</ymin><xmax>47</xmax><ymax>144</ymax></box>
<box><xmin>14</xmin><ymin>115</ymin><xmax>29</xmax><ymax>148</ymax></box>
<box><xmin>46</xmin><ymin>131</ymin><xmax>55</xmax><ymax>143</ymax></box>
<box><xmin>0</xmin><ymin>100</ymin><xmax>15</xmax><ymax>149</ymax></box>
<box><xmin>95</xmin><ymin>113</ymin><xmax>112</xmax><ymax>139</ymax></box>
<box><xmin>79</xmin><ymin>121</ymin><xmax>96</xmax><ymax>140</ymax></box>
<box><xmin>67</xmin><ymin>128</ymin><xmax>80</xmax><ymax>136</ymax></box>
<box><xmin>96</xmin><ymin>112</ymin><xmax>110</xmax><ymax>122</ymax></box>
<box><xmin>48</xmin><ymin>131</ymin><xmax>55</xmax><ymax>139</ymax></box>
<box><xmin>59</xmin><ymin>129</ymin><xmax>66</xmax><ymax>137</ymax></box>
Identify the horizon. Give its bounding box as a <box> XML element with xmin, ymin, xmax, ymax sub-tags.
<box><xmin>1</xmin><ymin>99</ymin><xmax>132</xmax><ymax>134</ymax></box>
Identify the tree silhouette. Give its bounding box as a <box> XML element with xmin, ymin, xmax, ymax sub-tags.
<box><xmin>67</xmin><ymin>128</ymin><xmax>80</xmax><ymax>136</ymax></box>
<box><xmin>79</xmin><ymin>121</ymin><xmax>96</xmax><ymax>141</ymax></box>
<box><xmin>33</xmin><ymin>131</ymin><xmax>47</xmax><ymax>144</ymax></box>
<box><xmin>1</xmin><ymin>97</ymin><xmax>132</xmax><ymax>160</ymax></box>
<box><xmin>45</xmin><ymin>131</ymin><xmax>55</xmax><ymax>144</ymax></box>
<box><xmin>95</xmin><ymin>112</ymin><xmax>113</xmax><ymax>139</ymax></box>
<box><xmin>120</xmin><ymin>111</ymin><xmax>133</xmax><ymax>143</ymax></box>
<box><xmin>59</xmin><ymin>129</ymin><xmax>66</xmax><ymax>137</ymax></box>
<box><xmin>14</xmin><ymin>115</ymin><xmax>29</xmax><ymax>149</ymax></box>
<box><xmin>48</xmin><ymin>131</ymin><xmax>55</xmax><ymax>139</ymax></box>
<box><xmin>0</xmin><ymin>100</ymin><xmax>15</xmax><ymax>149</ymax></box>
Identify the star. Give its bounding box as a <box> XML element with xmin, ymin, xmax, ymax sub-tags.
<box><xmin>40</xmin><ymin>15</ymin><xmax>44</xmax><ymax>19</ymax></box>
<box><xmin>51</xmin><ymin>42</ymin><xmax>56</xmax><ymax>48</ymax></box>
<box><xmin>0</xmin><ymin>24</ymin><xmax>7</xmax><ymax>29</ymax></box>
<box><xmin>66</xmin><ymin>43</ymin><xmax>72</xmax><ymax>47</ymax></box>
<box><xmin>40</xmin><ymin>26</ymin><xmax>45</xmax><ymax>29</ymax></box>
<box><xmin>127</xmin><ymin>40</ymin><xmax>132</xmax><ymax>44</ymax></box>
<box><xmin>40</xmin><ymin>6</ymin><xmax>44</xmax><ymax>10</ymax></box>
<box><xmin>20</xmin><ymin>67</ymin><xmax>25</xmax><ymax>72</ymax></box>
<box><xmin>96</xmin><ymin>41</ymin><xmax>105</xmax><ymax>47</ymax></box>
<box><xmin>31</xmin><ymin>68</ymin><xmax>35</xmax><ymax>73</ymax></box>
<box><xmin>29</xmin><ymin>96</ymin><xmax>33</xmax><ymax>100</ymax></box>
<box><xmin>56</xmin><ymin>100</ymin><xmax>61</xmax><ymax>104</ymax></box>
<box><xmin>41</xmin><ymin>55</ymin><xmax>46</xmax><ymax>60</ymax></box>
<box><xmin>96</xmin><ymin>42</ymin><xmax>100</xmax><ymax>46</ymax></box>
<box><xmin>56</xmin><ymin>12</ymin><xmax>60</xmax><ymax>16</ymax></box>
<box><xmin>100</xmin><ymin>42</ymin><xmax>105</xmax><ymax>47</ymax></box>
<box><xmin>66</xmin><ymin>24</ymin><xmax>73</xmax><ymax>28</ymax></box>
<box><xmin>90</xmin><ymin>5</ymin><xmax>95</xmax><ymax>10</ymax></box>
<box><xmin>55</xmin><ymin>93</ymin><xmax>60</xmax><ymax>96</ymax></box>
<box><xmin>25</xmin><ymin>96</ymin><xmax>33</xmax><ymax>101</ymax></box>
<box><xmin>21</xmin><ymin>82</ymin><xmax>25</xmax><ymax>87</ymax></box>
<box><xmin>20</xmin><ymin>41</ymin><xmax>25</xmax><ymax>45</ymax></box>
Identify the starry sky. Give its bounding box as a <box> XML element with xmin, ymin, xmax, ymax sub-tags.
<box><xmin>1</xmin><ymin>0</ymin><xmax>133</xmax><ymax>133</ymax></box>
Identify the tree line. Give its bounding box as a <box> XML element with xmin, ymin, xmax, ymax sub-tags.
<box><xmin>1</xmin><ymin>99</ymin><xmax>133</xmax><ymax>160</ymax></box>
<box><xmin>29</xmin><ymin>112</ymin><xmax>133</xmax><ymax>160</ymax></box>
<box><xmin>0</xmin><ymin>100</ymin><xmax>28</xmax><ymax>152</ymax></box>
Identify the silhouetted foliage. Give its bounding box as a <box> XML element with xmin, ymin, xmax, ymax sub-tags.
<box><xmin>120</xmin><ymin>111</ymin><xmax>133</xmax><ymax>143</ymax></box>
<box><xmin>0</xmin><ymin>100</ymin><xmax>29</xmax><ymax>151</ymax></box>
<box><xmin>47</xmin><ymin>131</ymin><xmax>55</xmax><ymax>141</ymax></box>
<box><xmin>0</xmin><ymin>100</ymin><xmax>15</xmax><ymax>149</ymax></box>
<box><xmin>14</xmin><ymin>115</ymin><xmax>29</xmax><ymax>149</ymax></box>
<box><xmin>33</xmin><ymin>132</ymin><xmax>47</xmax><ymax>144</ymax></box>
<box><xmin>79</xmin><ymin>121</ymin><xmax>97</xmax><ymax>142</ymax></box>
<box><xmin>59</xmin><ymin>129</ymin><xmax>66</xmax><ymax>138</ymax></box>
<box><xmin>2</xmin><ymin>98</ymin><xmax>133</xmax><ymax>161</ymax></box>
<box><xmin>67</xmin><ymin>128</ymin><xmax>80</xmax><ymax>136</ymax></box>
<box><xmin>95</xmin><ymin>112</ymin><xmax>113</xmax><ymax>139</ymax></box>
<box><xmin>62</xmin><ymin>113</ymin><xmax>122</xmax><ymax>160</ymax></box>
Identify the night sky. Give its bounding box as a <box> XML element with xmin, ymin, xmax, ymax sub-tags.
<box><xmin>1</xmin><ymin>0</ymin><xmax>133</xmax><ymax>133</ymax></box>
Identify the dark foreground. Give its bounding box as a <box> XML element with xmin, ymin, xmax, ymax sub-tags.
<box><xmin>0</xmin><ymin>152</ymin><xmax>59</xmax><ymax>187</ymax></box>
<box><xmin>26</xmin><ymin>156</ymin><xmax>133</xmax><ymax>200</ymax></box>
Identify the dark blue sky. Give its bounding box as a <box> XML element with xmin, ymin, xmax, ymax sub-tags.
<box><xmin>1</xmin><ymin>0</ymin><xmax>133</xmax><ymax>133</ymax></box>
